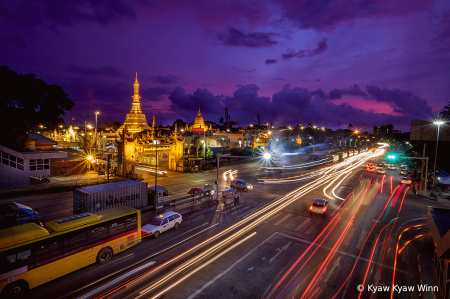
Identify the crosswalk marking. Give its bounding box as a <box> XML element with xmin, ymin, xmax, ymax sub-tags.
<box><xmin>283</xmin><ymin>216</ymin><xmax>304</xmax><ymax>229</ymax></box>
<box><xmin>356</xmin><ymin>230</ymin><xmax>368</xmax><ymax>249</ymax></box>
<box><xmin>305</xmin><ymin>222</ymin><xmax>320</xmax><ymax>234</ymax></box>
<box><xmin>294</xmin><ymin>218</ymin><xmax>312</xmax><ymax>231</ymax></box>
<box><xmin>264</xmin><ymin>212</ymin><xmax>284</xmax><ymax>223</ymax></box>
<box><xmin>274</xmin><ymin>214</ymin><xmax>292</xmax><ymax>226</ymax></box>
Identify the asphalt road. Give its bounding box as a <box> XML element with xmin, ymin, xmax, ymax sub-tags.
<box><xmin>7</xmin><ymin>150</ymin><xmax>445</xmax><ymax>299</ymax></box>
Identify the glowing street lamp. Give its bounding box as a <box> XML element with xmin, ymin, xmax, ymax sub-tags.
<box><xmin>430</xmin><ymin>119</ymin><xmax>446</xmax><ymax>198</ymax></box>
<box><xmin>95</xmin><ymin>111</ymin><xmax>100</xmax><ymax>149</ymax></box>
<box><xmin>263</xmin><ymin>152</ymin><xmax>271</xmax><ymax>160</ymax></box>
<box><xmin>310</xmin><ymin>136</ymin><xmax>315</xmax><ymax>151</ymax></box>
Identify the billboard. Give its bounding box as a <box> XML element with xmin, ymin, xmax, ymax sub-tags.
<box><xmin>410</xmin><ymin>120</ymin><xmax>450</xmax><ymax>141</ymax></box>
<box><xmin>193</xmin><ymin>128</ymin><xmax>204</xmax><ymax>132</ymax></box>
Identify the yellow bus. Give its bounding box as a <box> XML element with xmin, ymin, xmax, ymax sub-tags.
<box><xmin>0</xmin><ymin>206</ymin><xmax>141</xmax><ymax>298</ymax></box>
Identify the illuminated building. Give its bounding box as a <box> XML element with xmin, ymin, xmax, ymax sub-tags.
<box><xmin>118</xmin><ymin>73</ymin><xmax>151</xmax><ymax>135</ymax></box>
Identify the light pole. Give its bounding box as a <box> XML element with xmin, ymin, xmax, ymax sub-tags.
<box><xmin>95</xmin><ymin>111</ymin><xmax>100</xmax><ymax>150</ymax></box>
<box><xmin>430</xmin><ymin>120</ymin><xmax>445</xmax><ymax>198</ymax></box>
<box><xmin>310</xmin><ymin>136</ymin><xmax>314</xmax><ymax>152</ymax></box>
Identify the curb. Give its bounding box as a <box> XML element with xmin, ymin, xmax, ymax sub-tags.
<box><xmin>417</xmin><ymin>254</ymin><xmax>424</xmax><ymax>298</ymax></box>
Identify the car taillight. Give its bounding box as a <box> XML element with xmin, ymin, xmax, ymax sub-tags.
<box><xmin>323</xmin><ymin>207</ymin><xmax>326</xmax><ymax>211</ymax></box>
<box><xmin>310</xmin><ymin>206</ymin><xmax>313</xmax><ymax>210</ymax></box>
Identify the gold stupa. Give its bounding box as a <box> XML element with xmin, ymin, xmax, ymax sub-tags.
<box><xmin>192</xmin><ymin>106</ymin><xmax>208</xmax><ymax>131</ymax></box>
<box><xmin>120</xmin><ymin>73</ymin><xmax>151</xmax><ymax>134</ymax></box>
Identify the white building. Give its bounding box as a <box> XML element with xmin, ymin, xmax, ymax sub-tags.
<box><xmin>0</xmin><ymin>145</ymin><xmax>67</xmax><ymax>189</ymax></box>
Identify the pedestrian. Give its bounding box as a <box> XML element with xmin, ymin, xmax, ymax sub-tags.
<box><xmin>234</xmin><ymin>191</ymin><xmax>239</xmax><ymax>206</ymax></box>
<box><xmin>237</xmin><ymin>191</ymin><xmax>240</xmax><ymax>204</ymax></box>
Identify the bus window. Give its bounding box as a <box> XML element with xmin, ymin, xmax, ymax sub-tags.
<box><xmin>124</xmin><ymin>216</ymin><xmax>137</xmax><ymax>230</ymax></box>
<box><xmin>88</xmin><ymin>226</ymin><xmax>108</xmax><ymax>243</ymax></box>
<box><xmin>109</xmin><ymin>220</ymin><xmax>125</xmax><ymax>235</ymax></box>
<box><xmin>1</xmin><ymin>246</ymin><xmax>33</xmax><ymax>273</ymax></box>
<box><xmin>64</xmin><ymin>231</ymin><xmax>87</xmax><ymax>256</ymax></box>
<box><xmin>35</xmin><ymin>239</ymin><xmax>63</xmax><ymax>266</ymax></box>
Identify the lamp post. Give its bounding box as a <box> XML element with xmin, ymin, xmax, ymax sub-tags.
<box><xmin>310</xmin><ymin>136</ymin><xmax>314</xmax><ymax>152</ymax></box>
<box><xmin>95</xmin><ymin>111</ymin><xmax>100</xmax><ymax>150</ymax></box>
<box><xmin>153</xmin><ymin>139</ymin><xmax>158</xmax><ymax>206</ymax></box>
<box><xmin>430</xmin><ymin>120</ymin><xmax>445</xmax><ymax>198</ymax></box>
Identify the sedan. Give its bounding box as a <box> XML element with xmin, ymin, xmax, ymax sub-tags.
<box><xmin>310</xmin><ymin>198</ymin><xmax>329</xmax><ymax>215</ymax></box>
<box><xmin>368</xmin><ymin>166</ymin><xmax>376</xmax><ymax>172</ymax></box>
<box><xmin>377</xmin><ymin>168</ymin><xmax>386</xmax><ymax>174</ymax></box>
<box><xmin>388</xmin><ymin>164</ymin><xmax>396</xmax><ymax>170</ymax></box>
<box><xmin>400</xmin><ymin>170</ymin><xmax>408</xmax><ymax>175</ymax></box>
<box><xmin>230</xmin><ymin>179</ymin><xmax>253</xmax><ymax>191</ymax></box>
<box><xmin>400</xmin><ymin>177</ymin><xmax>412</xmax><ymax>184</ymax></box>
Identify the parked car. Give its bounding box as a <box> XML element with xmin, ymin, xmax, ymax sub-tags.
<box><xmin>310</xmin><ymin>198</ymin><xmax>329</xmax><ymax>215</ymax></box>
<box><xmin>377</xmin><ymin>168</ymin><xmax>387</xmax><ymax>174</ymax></box>
<box><xmin>141</xmin><ymin>212</ymin><xmax>182</xmax><ymax>238</ymax></box>
<box><xmin>400</xmin><ymin>177</ymin><xmax>412</xmax><ymax>184</ymax></box>
<box><xmin>230</xmin><ymin>179</ymin><xmax>253</xmax><ymax>191</ymax></box>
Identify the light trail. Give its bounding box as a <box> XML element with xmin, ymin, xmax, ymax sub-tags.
<box><xmin>390</xmin><ymin>222</ymin><xmax>427</xmax><ymax>299</ymax></box>
<box><xmin>332</xmin><ymin>184</ymin><xmax>399</xmax><ymax>299</ymax></box>
<box><xmin>96</xmin><ymin>151</ymin><xmax>378</xmax><ymax>298</ymax></box>
<box><xmin>273</xmin><ymin>179</ymin><xmax>376</xmax><ymax>299</ymax></box>
<box><xmin>397</xmin><ymin>233</ymin><xmax>431</xmax><ymax>254</ymax></box>
<box><xmin>390</xmin><ymin>175</ymin><xmax>393</xmax><ymax>194</ymax></box>
<box><xmin>146</xmin><ymin>232</ymin><xmax>257</xmax><ymax>299</ymax></box>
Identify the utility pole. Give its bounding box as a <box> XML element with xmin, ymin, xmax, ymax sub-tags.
<box><xmin>154</xmin><ymin>139</ymin><xmax>158</xmax><ymax>206</ymax></box>
<box><xmin>420</xmin><ymin>144</ymin><xmax>425</xmax><ymax>196</ymax></box>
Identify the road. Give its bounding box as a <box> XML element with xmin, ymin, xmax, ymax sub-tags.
<box><xmin>11</xmin><ymin>150</ymin><xmax>442</xmax><ymax>299</ymax></box>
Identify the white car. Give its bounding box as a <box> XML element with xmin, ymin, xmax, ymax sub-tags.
<box><xmin>388</xmin><ymin>164</ymin><xmax>396</xmax><ymax>170</ymax></box>
<box><xmin>377</xmin><ymin>168</ymin><xmax>386</xmax><ymax>174</ymax></box>
<box><xmin>400</xmin><ymin>177</ymin><xmax>412</xmax><ymax>184</ymax></box>
<box><xmin>142</xmin><ymin>212</ymin><xmax>182</xmax><ymax>238</ymax></box>
<box><xmin>400</xmin><ymin>170</ymin><xmax>408</xmax><ymax>175</ymax></box>
<box><xmin>310</xmin><ymin>198</ymin><xmax>329</xmax><ymax>215</ymax></box>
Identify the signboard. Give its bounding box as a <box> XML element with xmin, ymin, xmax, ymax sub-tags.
<box><xmin>410</xmin><ymin>120</ymin><xmax>450</xmax><ymax>141</ymax></box>
<box><xmin>193</xmin><ymin>128</ymin><xmax>205</xmax><ymax>131</ymax></box>
<box><xmin>143</xmin><ymin>146</ymin><xmax>171</xmax><ymax>152</ymax></box>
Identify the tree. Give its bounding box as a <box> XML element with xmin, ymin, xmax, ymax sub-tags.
<box><xmin>440</xmin><ymin>101</ymin><xmax>450</xmax><ymax>120</ymax></box>
<box><xmin>0</xmin><ymin>66</ymin><xmax>74</xmax><ymax>151</ymax></box>
<box><xmin>205</xmin><ymin>148</ymin><xmax>213</xmax><ymax>160</ymax></box>
<box><xmin>172</xmin><ymin>119</ymin><xmax>186</xmax><ymax>130</ymax></box>
<box><xmin>219</xmin><ymin>117</ymin><xmax>224</xmax><ymax>125</ymax></box>
<box><xmin>99</xmin><ymin>121</ymin><xmax>113</xmax><ymax>130</ymax></box>
<box><xmin>112</xmin><ymin>121</ymin><xmax>123</xmax><ymax>130</ymax></box>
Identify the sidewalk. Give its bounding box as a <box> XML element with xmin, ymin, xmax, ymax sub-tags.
<box><xmin>415</xmin><ymin>189</ymin><xmax>450</xmax><ymax>204</ymax></box>
<box><xmin>418</xmin><ymin>252</ymin><xmax>435</xmax><ymax>299</ymax></box>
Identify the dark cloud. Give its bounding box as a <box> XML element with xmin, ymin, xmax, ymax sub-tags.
<box><xmin>245</xmin><ymin>68</ymin><xmax>256</xmax><ymax>73</ymax></box>
<box><xmin>151</xmin><ymin>75</ymin><xmax>179</xmax><ymax>85</ymax></box>
<box><xmin>216</xmin><ymin>27</ymin><xmax>278</xmax><ymax>48</ymax></box>
<box><xmin>265</xmin><ymin>59</ymin><xmax>277</xmax><ymax>65</ymax></box>
<box><xmin>0</xmin><ymin>0</ymin><xmax>137</xmax><ymax>31</ymax></box>
<box><xmin>278</xmin><ymin>0</ymin><xmax>433</xmax><ymax>31</ymax></box>
<box><xmin>282</xmin><ymin>38</ymin><xmax>328</xmax><ymax>60</ymax></box>
<box><xmin>65</xmin><ymin>65</ymin><xmax>128</xmax><ymax>78</ymax></box>
<box><xmin>366</xmin><ymin>85</ymin><xmax>433</xmax><ymax>118</ymax></box>
<box><xmin>301</xmin><ymin>78</ymin><xmax>321</xmax><ymax>82</ymax></box>
<box><xmin>432</xmin><ymin>11</ymin><xmax>450</xmax><ymax>47</ymax></box>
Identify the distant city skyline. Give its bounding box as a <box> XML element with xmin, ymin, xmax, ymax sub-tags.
<box><xmin>2</xmin><ymin>1</ymin><xmax>450</xmax><ymax>132</ymax></box>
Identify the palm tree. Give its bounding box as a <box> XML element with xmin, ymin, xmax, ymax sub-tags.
<box><xmin>440</xmin><ymin>101</ymin><xmax>450</xmax><ymax>120</ymax></box>
<box><xmin>219</xmin><ymin>117</ymin><xmax>224</xmax><ymax>125</ymax></box>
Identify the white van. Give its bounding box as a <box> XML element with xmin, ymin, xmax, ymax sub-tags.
<box><xmin>142</xmin><ymin>212</ymin><xmax>182</xmax><ymax>238</ymax></box>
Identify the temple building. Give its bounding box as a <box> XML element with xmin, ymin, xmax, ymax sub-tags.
<box><xmin>189</xmin><ymin>107</ymin><xmax>209</xmax><ymax>132</ymax></box>
<box><xmin>118</xmin><ymin>73</ymin><xmax>151</xmax><ymax>134</ymax></box>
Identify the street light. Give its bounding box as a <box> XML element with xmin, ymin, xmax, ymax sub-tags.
<box><xmin>263</xmin><ymin>152</ymin><xmax>271</xmax><ymax>160</ymax></box>
<box><xmin>95</xmin><ymin>112</ymin><xmax>100</xmax><ymax>150</ymax></box>
<box><xmin>430</xmin><ymin>120</ymin><xmax>445</xmax><ymax>198</ymax></box>
<box><xmin>310</xmin><ymin>136</ymin><xmax>314</xmax><ymax>151</ymax></box>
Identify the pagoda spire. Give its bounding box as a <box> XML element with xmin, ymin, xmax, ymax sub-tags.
<box><xmin>130</xmin><ymin>72</ymin><xmax>142</xmax><ymax>113</ymax></box>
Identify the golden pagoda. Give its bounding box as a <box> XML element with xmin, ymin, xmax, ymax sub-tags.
<box><xmin>192</xmin><ymin>106</ymin><xmax>208</xmax><ymax>131</ymax></box>
<box><xmin>119</xmin><ymin>73</ymin><xmax>151</xmax><ymax>134</ymax></box>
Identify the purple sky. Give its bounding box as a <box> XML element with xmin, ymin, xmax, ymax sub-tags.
<box><xmin>2</xmin><ymin>0</ymin><xmax>450</xmax><ymax>132</ymax></box>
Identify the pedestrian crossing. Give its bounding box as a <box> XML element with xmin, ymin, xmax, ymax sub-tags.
<box><xmin>217</xmin><ymin>205</ymin><xmax>329</xmax><ymax>236</ymax></box>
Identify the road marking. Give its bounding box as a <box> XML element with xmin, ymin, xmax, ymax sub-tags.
<box><xmin>323</xmin><ymin>256</ymin><xmax>341</xmax><ymax>283</ymax></box>
<box><xmin>305</xmin><ymin>222</ymin><xmax>320</xmax><ymax>234</ymax></box>
<box><xmin>274</xmin><ymin>214</ymin><xmax>293</xmax><ymax>226</ymax></box>
<box><xmin>342</xmin><ymin>227</ymin><xmax>355</xmax><ymax>247</ymax></box>
<box><xmin>264</xmin><ymin>212</ymin><xmax>284</xmax><ymax>223</ymax></box>
<box><xmin>294</xmin><ymin>218</ymin><xmax>311</xmax><ymax>231</ymax></box>
<box><xmin>356</xmin><ymin>230</ymin><xmax>368</xmax><ymax>249</ymax></box>
<box><xmin>283</xmin><ymin>216</ymin><xmax>304</xmax><ymax>229</ymax></box>
<box><xmin>269</xmin><ymin>241</ymin><xmax>291</xmax><ymax>263</ymax></box>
